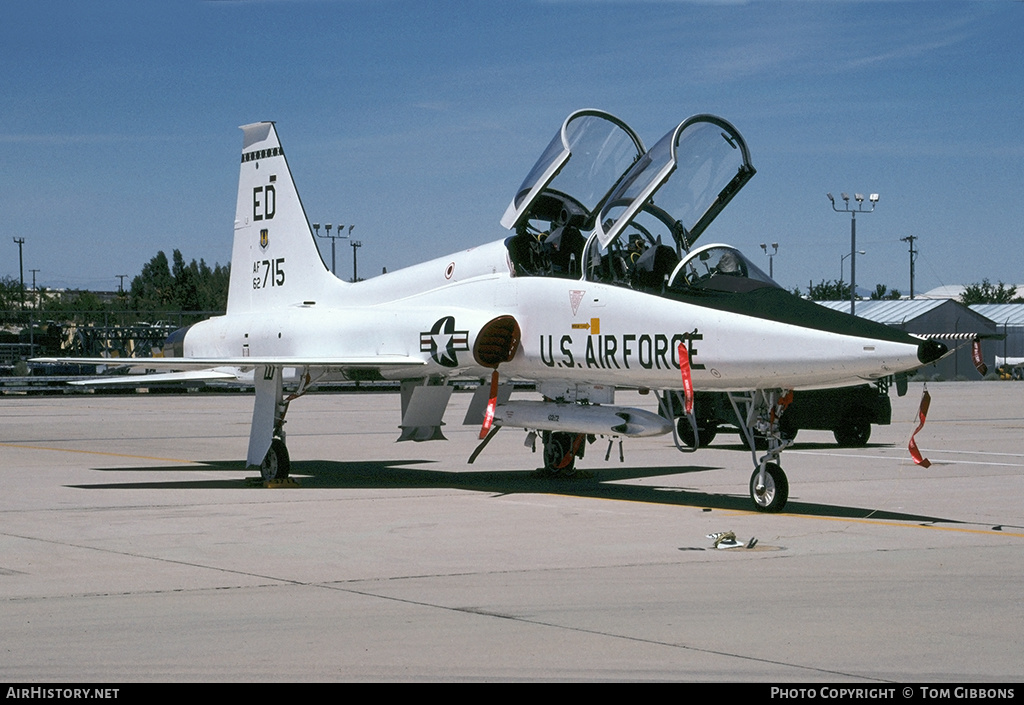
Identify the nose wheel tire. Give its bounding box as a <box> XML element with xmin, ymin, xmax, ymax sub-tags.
<box><xmin>261</xmin><ymin>438</ymin><xmax>291</xmax><ymax>481</ymax></box>
<box><xmin>749</xmin><ymin>463</ymin><xmax>788</xmax><ymax>513</ymax></box>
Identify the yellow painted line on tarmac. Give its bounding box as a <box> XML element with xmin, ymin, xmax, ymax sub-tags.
<box><xmin>0</xmin><ymin>442</ymin><xmax>197</xmax><ymax>465</ymax></box>
<box><xmin>806</xmin><ymin>513</ymin><xmax>1024</xmax><ymax>538</ymax></box>
<box><xmin>712</xmin><ymin>507</ymin><xmax>1024</xmax><ymax>538</ymax></box>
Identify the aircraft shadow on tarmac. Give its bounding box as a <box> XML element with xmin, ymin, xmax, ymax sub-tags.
<box><xmin>69</xmin><ymin>455</ymin><xmax>957</xmax><ymax>525</ymax></box>
<box><xmin>717</xmin><ymin>440</ymin><xmax>892</xmax><ymax>452</ymax></box>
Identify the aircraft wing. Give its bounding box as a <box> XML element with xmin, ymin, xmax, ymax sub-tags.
<box><xmin>31</xmin><ymin>356</ymin><xmax>427</xmax><ymax>387</ymax></box>
<box><xmin>64</xmin><ymin>369</ymin><xmax>243</xmax><ymax>387</ymax></box>
<box><xmin>31</xmin><ymin>356</ymin><xmax>427</xmax><ymax>370</ymax></box>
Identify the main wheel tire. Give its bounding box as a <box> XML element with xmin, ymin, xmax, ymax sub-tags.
<box><xmin>543</xmin><ymin>432</ymin><xmax>579</xmax><ymax>475</ymax></box>
<box><xmin>676</xmin><ymin>417</ymin><xmax>718</xmax><ymax>448</ymax></box>
<box><xmin>749</xmin><ymin>463</ymin><xmax>788</xmax><ymax>513</ymax></box>
<box><xmin>833</xmin><ymin>418</ymin><xmax>871</xmax><ymax>447</ymax></box>
<box><xmin>261</xmin><ymin>438</ymin><xmax>291</xmax><ymax>481</ymax></box>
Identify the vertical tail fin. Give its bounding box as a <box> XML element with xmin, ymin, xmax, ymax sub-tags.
<box><xmin>227</xmin><ymin>122</ymin><xmax>340</xmax><ymax>313</ymax></box>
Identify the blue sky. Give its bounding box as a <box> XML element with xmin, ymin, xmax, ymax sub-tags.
<box><xmin>3</xmin><ymin>0</ymin><xmax>1022</xmax><ymax>297</ymax></box>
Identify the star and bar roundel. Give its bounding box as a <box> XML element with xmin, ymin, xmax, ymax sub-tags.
<box><xmin>420</xmin><ymin>316</ymin><xmax>470</xmax><ymax>367</ymax></box>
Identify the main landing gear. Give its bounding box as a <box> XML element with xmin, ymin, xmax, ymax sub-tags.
<box><xmin>540</xmin><ymin>431</ymin><xmax>587</xmax><ymax>476</ymax></box>
<box><xmin>249</xmin><ymin>366</ymin><xmax>313</xmax><ymax>484</ymax></box>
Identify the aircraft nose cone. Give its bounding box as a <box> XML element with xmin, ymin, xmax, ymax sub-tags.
<box><xmin>917</xmin><ymin>339</ymin><xmax>948</xmax><ymax>365</ymax></box>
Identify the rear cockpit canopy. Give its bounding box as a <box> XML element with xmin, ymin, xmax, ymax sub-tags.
<box><xmin>500</xmin><ymin>109</ymin><xmax>645</xmax><ymax>235</ymax></box>
<box><xmin>502</xmin><ymin>110</ymin><xmax>644</xmax><ymax>280</ymax></box>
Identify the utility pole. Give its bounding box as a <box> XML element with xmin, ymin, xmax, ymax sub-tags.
<box><xmin>117</xmin><ymin>274</ymin><xmax>128</xmax><ymax>293</ymax></box>
<box><xmin>13</xmin><ymin>237</ymin><xmax>25</xmax><ymax>309</ymax></box>
<box><xmin>900</xmin><ymin>235</ymin><xmax>918</xmax><ymax>299</ymax></box>
<box><xmin>29</xmin><ymin>269</ymin><xmax>39</xmax><ymax>308</ymax></box>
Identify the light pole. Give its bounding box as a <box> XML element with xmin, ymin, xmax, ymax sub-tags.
<box><xmin>759</xmin><ymin>242</ymin><xmax>778</xmax><ymax>278</ymax></box>
<box><xmin>840</xmin><ymin>250</ymin><xmax>866</xmax><ymax>294</ymax></box>
<box><xmin>313</xmin><ymin>223</ymin><xmax>356</xmax><ymax>277</ymax></box>
<box><xmin>313</xmin><ymin>222</ymin><xmax>346</xmax><ymax>276</ymax></box>
<box><xmin>828</xmin><ymin>192</ymin><xmax>878</xmax><ymax>315</ymax></box>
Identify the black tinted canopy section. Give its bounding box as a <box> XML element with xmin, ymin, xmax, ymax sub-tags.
<box><xmin>594</xmin><ymin>115</ymin><xmax>755</xmax><ymax>251</ymax></box>
<box><xmin>500</xmin><ymin>109</ymin><xmax>645</xmax><ymax>232</ymax></box>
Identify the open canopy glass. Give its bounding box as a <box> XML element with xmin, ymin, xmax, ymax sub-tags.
<box><xmin>500</xmin><ymin>109</ymin><xmax>645</xmax><ymax>233</ymax></box>
<box><xmin>594</xmin><ymin>114</ymin><xmax>755</xmax><ymax>252</ymax></box>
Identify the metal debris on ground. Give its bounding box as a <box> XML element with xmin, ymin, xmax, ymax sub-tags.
<box><xmin>707</xmin><ymin>531</ymin><xmax>758</xmax><ymax>549</ymax></box>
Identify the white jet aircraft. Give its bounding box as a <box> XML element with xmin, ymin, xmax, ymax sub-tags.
<box><xmin>37</xmin><ymin>110</ymin><xmax>948</xmax><ymax>512</ymax></box>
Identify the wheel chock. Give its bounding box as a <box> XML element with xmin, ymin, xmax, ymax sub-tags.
<box><xmin>245</xmin><ymin>477</ymin><xmax>300</xmax><ymax>488</ymax></box>
<box><xmin>265</xmin><ymin>477</ymin><xmax>299</xmax><ymax>488</ymax></box>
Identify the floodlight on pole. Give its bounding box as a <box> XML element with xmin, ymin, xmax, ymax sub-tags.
<box><xmin>314</xmin><ymin>220</ymin><xmax>349</xmax><ymax>276</ymax></box>
<box><xmin>828</xmin><ymin>191</ymin><xmax>878</xmax><ymax>315</ymax></box>
<box><xmin>759</xmin><ymin>242</ymin><xmax>779</xmax><ymax>279</ymax></box>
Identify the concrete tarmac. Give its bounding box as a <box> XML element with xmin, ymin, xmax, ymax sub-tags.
<box><xmin>1</xmin><ymin>381</ymin><xmax>1022</xmax><ymax>682</ymax></box>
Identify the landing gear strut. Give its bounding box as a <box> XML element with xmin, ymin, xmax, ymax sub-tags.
<box><xmin>248</xmin><ymin>366</ymin><xmax>313</xmax><ymax>484</ymax></box>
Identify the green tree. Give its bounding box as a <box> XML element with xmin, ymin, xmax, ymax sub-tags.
<box><xmin>870</xmin><ymin>284</ymin><xmax>902</xmax><ymax>300</ymax></box>
<box><xmin>127</xmin><ymin>250</ymin><xmax>229</xmax><ymax>316</ymax></box>
<box><xmin>960</xmin><ymin>279</ymin><xmax>1023</xmax><ymax>305</ymax></box>
<box><xmin>806</xmin><ymin>279</ymin><xmax>852</xmax><ymax>301</ymax></box>
<box><xmin>129</xmin><ymin>251</ymin><xmax>175</xmax><ymax>312</ymax></box>
<box><xmin>0</xmin><ymin>275</ymin><xmax>22</xmax><ymax>311</ymax></box>
<box><xmin>196</xmin><ymin>260</ymin><xmax>230</xmax><ymax>312</ymax></box>
<box><xmin>171</xmin><ymin>250</ymin><xmax>200</xmax><ymax>312</ymax></box>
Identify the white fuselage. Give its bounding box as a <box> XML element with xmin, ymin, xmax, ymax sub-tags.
<box><xmin>184</xmin><ymin>238</ymin><xmax>927</xmax><ymax>392</ymax></box>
